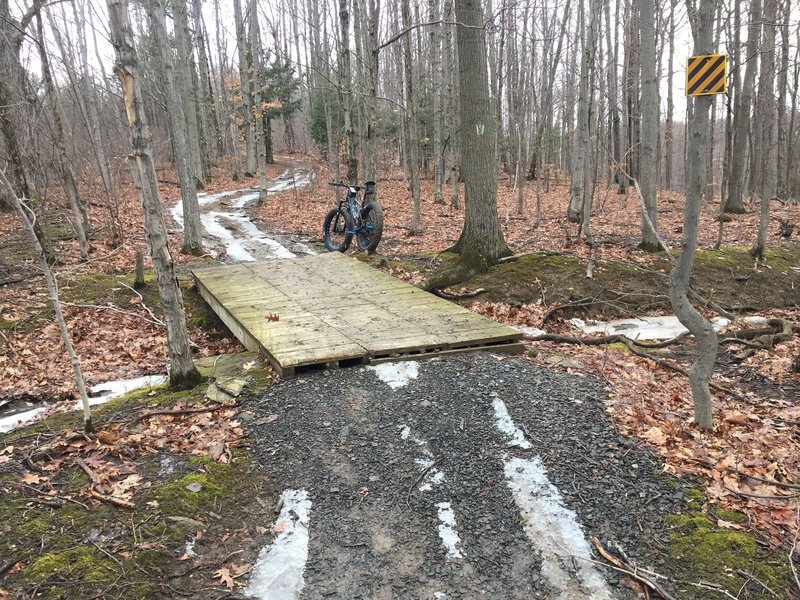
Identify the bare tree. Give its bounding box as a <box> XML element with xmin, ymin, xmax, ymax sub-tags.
<box><xmin>669</xmin><ymin>0</ymin><xmax>718</xmax><ymax>430</ymax></box>
<box><xmin>234</xmin><ymin>0</ymin><xmax>257</xmax><ymax>176</ymax></box>
<box><xmin>107</xmin><ymin>0</ymin><xmax>202</xmax><ymax>390</ymax></box>
<box><xmin>401</xmin><ymin>0</ymin><xmax>422</xmax><ymax>233</ymax></box>
<box><xmin>0</xmin><ymin>169</ymin><xmax>93</xmax><ymax>431</ymax></box>
<box><xmin>638</xmin><ymin>0</ymin><xmax>661</xmax><ymax>250</ymax></box>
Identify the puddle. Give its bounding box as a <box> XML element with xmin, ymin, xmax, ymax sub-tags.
<box><xmin>245</xmin><ymin>488</ymin><xmax>312</xmax><ymax>600</ymax></box>
<box><xmin>170</xmin><ymin>166</ymin><xmax>315</xmax><ymax>263</ymax></box>
<box><xmin>492</xmin><ymin>396</ymin><xmax>614</xmax><ymax>599</ymax></box>
<box><xmin>0</xmin><ymin>375</ymin><xmax>167</xmax><ymax>434</ymax></box>
<box><xmin>367</xmin><ymin>362</ymin><xmax>419</xmax><ymax>389</ymax></box>
<box><xmin>569</xmin><ymin>315</ymin><xmax>731</xmax><ymax>340</ymax></box>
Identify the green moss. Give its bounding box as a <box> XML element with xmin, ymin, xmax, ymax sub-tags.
<box><xmin>153</xmin><ymin>458</ymin><xmax>249</xmax><ymax>517</ymax></box>
<box><xmin>22</xmin><ymin>546</ymin><xmax>117</xmax><ymax>583</ymax></box>
<box><xmin>684</xmin><ymin>487</ymin><xmax>705</xmax><ymax>503</ymax></box>
<box><xmin>715</xmin><ymin>509</ymin><xmax>748</xmax><ymax>524</ymax></box>
<box><xmin>665</xmin><ymin>502</ymin><xmax>793</xmax><ymax>595</ymax></box>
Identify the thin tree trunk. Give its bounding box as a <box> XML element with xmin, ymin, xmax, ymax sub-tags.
<box><xmin>775</xmin><ymin>0</ymin><xmax>789</xmax><ymax>200</ymax></box>
<box><xmin>250</xmin><ymin>3</ymin><xmax>270</xmax><ymax>202</ymax></box>
<box><xmin>751</xmin><ymin>0</ymin><xmax>778</xmax><ymax>259</ymax></box>
<box><xmin>445</xmin><ymin>0</ymin><xmax>460</xmax><ymax>209</ymax></box>
<box><xmin>638</xmin><ymin>0</ymin><xmax>660</xmax><ymax>250</ymax></box>
<box><xmin>147</xmin><ymin>0</ymin><xmax>203</xmax><ymax>255</ymax></box>
<box><xmin>339</xmin><ymin>0</ymin><xmax>358</xmax><ymax>181</ymax></box>
<box><xmin>568</xmin><ymin>0</ymin><xmax>589</xmax><ymax>222</ymax></box>
<box><xmin>107</xmin><ymin>0</ymin><xmax>201</xmax><ymax>390</ymax></box>
<box><xmin>234</xmin><ymin>0</ymin><xmax>257</xmax><ymax>176</ymax></box>
<box><xmin>430</xmin><ymin>0</ymin><xmax>445</xmax><ymax>204</ymax></box>
<box><xmin>726</xmin><ymin>0</ymin><xmax>761</xmax><ymax>214</ymax></box>
<box><xmin>402</xmin><ymin>0</ymin><xmax>422</xmax><ymax>233</ymax></box>
<box><xmin>664</xmin><ymin>0</ymin><xmax>675</xmax><ymax>190</ymax></box>
<box><xmin>0</xmin><ymin>169</ymin><xmax>92</xmax><ymax>431</ymax></box>
<box><xmin>192</xmin><ymin>0</ymin><xmax>220</xmax><ymax>165</ymax></box>
<box><xmin>35</xmin><ymin>14</ymin><xmax>90</xmax><ymax>262</ymax></box>
<box><xmin>669</xmin><ymin>0</ymin><xmax>718</xmax><ymax>430</ymax></box>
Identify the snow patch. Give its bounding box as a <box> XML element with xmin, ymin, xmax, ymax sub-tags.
<box><xmin>87</xmin><ymin>375</ymin><xmax>167</xmax><ymax>407</ymax></box>
<box><xmin>492</xmin><ymin>396</ymin><xmax>531</xmax><ymax>449</ymax></box>
<box><xmin>435</xmin><ymin>502</ymin><xmax>463</xmax><ymax>559</ymax></box>
<box><xmin>492</xmin><ymin>396</ymin><xmax>614</xmax><ymax>599</ymax></box>
<box><xmin>399</xmin><ymin>425</ymin><xmax>411</xmax><ymax>440</ymax></box>
<box><xmin>512</xmin><ymin>324</ymin><xmax>546</xmax><ymax>338</ymax></box>
<box><xmin>245</xmin><ymin>489</ymin><xmax>312</xmax><ymax>600</ymax></box>
<box><xmin>0</xmin><ymin>406</ymin><xmax>49</xmax><ymax>434</ymax></box>
<box><xmin>569</xmin><ymin>315</ymin><xmax>729</xmax><ymax>341</ymax></box>
<box><xmin>367</xmin><ymin>362</ymin><xmax>419</xmax><ymax>389</ymax></box>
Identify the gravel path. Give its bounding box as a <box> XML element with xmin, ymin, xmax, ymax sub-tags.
<box><xmin>245</xmin><ymin>352</ymin><xmax>685</xmax><ymax>599</ymax></box>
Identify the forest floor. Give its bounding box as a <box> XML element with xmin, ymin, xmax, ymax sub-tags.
<box><xmin>0</xmin><ymin>155</ymin><xmax>798</xmax><ymax>599</ymax></box>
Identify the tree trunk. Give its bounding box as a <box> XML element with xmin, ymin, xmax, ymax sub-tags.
<box><xmin>775</xmin><ymin>0</ymin><xmax>789</xmax><ymax>200</ymax></box>
<box><xmin>638</xmin><ymin>0</ymin><xmax>661</xmax><ymax>250</ymax></box>
<box><xmin>430</xmin><ymin>0</ymin><xmax>445</xmax><ymax>204</ymax></box>
<box><xmin>725</xmin><ymin>0</ymin><xmax>761</xmax><ymax>214</ymax></box>
<box><xmin>35</xmin><ymin>13</ymin><xmax>90</xmax><ymax>262</ymax></box>
<box><xmin>339</xmin><ymin>0</ymin><xmax>358</xmax><ymax>181</ymax></box>
<box><xmin>361</xmin><ymin>0</ymin><xmax>380</xmax><ymax>192</ymax></box>
<box><xmin>234</xmin><ymin>0</ymin><xmax>257</xmax><ymax>177</ymax></box>
<box><xmin>568</xmin><ymin>0</ymin><xmax>590</xmax><ymax>222</ymax></box>
<box><xmin>107</xmin><ymin>0</ymin><xmax>202</xmax><ymax>390</ymax></box>
<box><xmin>450</xmin><ymin>0</ymin><xmax>510</xmax><ymax>265</ymax></box>
<box><xmin>750</xmin><ymin>0</ymin><xmax>778</xmax><ymax>259</ymax></box>
<box><xmin>402</xmin><ymin>0</ymin><xmax>422</xmax><ymax>233</ymax></box>
<box><xmin>146</xmin><ymin>0</ymin><xmax>203</xmax><ymax>255</ymax></box>
<box><xmin>250</xmin><ymin>4</ymin><xmax>270</xmax><ymax>203</ymax></box>
<box><xmin>192</xmin><ymin>0</ymin><xmax>220</xmax><ymax>165</ymax></box>
<box><xmin>669</xmin><ymin>0</ymin><xmax>718</xmax><ymax>430</ymax></box>
<box><xmin>445</xmin><ymin>0</ymin><xmax>460</xmax><ymax>209</ymax></box>
<box><xmin>664</xmin><ymin>0</ymin><xmax>675</xmax><ymax>190</ymax></box>
<box><xmin>0</xmin><ymin>169</ymin><xmax>93</xmax><ymax>431</ymax></box>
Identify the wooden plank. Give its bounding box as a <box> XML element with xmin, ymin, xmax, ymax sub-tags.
<box><xmin>192</xmin><ymin>254</ymin><xmax>522</xmax><ymax>377</ymax></box>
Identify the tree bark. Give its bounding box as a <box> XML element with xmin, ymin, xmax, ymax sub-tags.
<box><xmin>338</xmin><ymin>0</ymin><xmax>358</xmax><ymax>182</ymax></box>
<box><xmin>173</xmin><ymin>0</ymin><xmax>209</xmax><ymax>186</ymax></box>
<box><xmin>750</xmin><ymin>0</ymin><xmax>778</xmax><ymax>259</ymax></box>
<box><xmin>775</xmin><ymin>0</ymin><xmax>789</xmax><ymax>200</ymax></box>
<box><xmin>664</xmin><ymin>0</ymin><xmax>675</xmax><ymax>190</ymax></box>
<box><xmin>250</xmin><ymin>3</ymin><xmax>270</xmax><ymax>203</ymax></box>
<box><xmin>669</xmin><ymin>0</ymin><xmax>718</xmax><ymax>430</ymax></box>
<box><xmin>430</xmin><ymin>0</ymin><xmax>445</xmax><ymax>204</ymax></box>
<box><xmin>234</xmin><ymin>0</ymin><xmax>257</xmax><ymax>177</ymax></box>
<box><xmin>450</xmin><ymin>0</ymin><xmax>510</xmax><ymax>265</ymax></box>
<box><xmin>402</xmin><ymin>0</ymin><xmax>422</xmax><ymax>233</ymax></box>
<box><xmin>146</xmin><ymin>0</ymin><xmax>204</xmax><ymax>255</ymax></box>
<box><xmin>107</xmin><ymin>0</ymin><xmax>202</xmax><ymax>390</ymax></box>
<box><xmin>725</xmin><ymin>0</ymin><xmax>761</xmax><ymax>214</ymax></box>
<box><xmin>638</xmin><ymin>0</ymin><xmax>660</xmax><ymax>250</ymax></box>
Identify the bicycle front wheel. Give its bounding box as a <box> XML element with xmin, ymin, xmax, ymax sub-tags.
<box><xmin>356</xmin><ymin>202</ymin><xmax>384</xmax><ymax>253</ymax></box>
<box><xmin>323</xmin><ymin>207</ymin><xmax>354</xmax><ymax>252</ymax></box>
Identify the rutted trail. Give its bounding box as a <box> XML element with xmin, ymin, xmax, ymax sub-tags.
<box><xmin>243</xmin><ymin>353</ymin><xmax>685</xmax><ymax>599</ymax></box>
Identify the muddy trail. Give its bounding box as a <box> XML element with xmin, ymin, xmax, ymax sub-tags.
<box><xmin>240</xmin><ymin>353</ymin><xmax>688</xmax><ymax>600</ymax></box>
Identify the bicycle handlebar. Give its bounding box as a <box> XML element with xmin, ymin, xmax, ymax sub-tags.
<box><xmin>328</xmin><ymin>181</ymin><xmax>363</xmax><ymax>190</ymax></box>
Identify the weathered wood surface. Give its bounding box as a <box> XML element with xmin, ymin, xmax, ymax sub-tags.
<box><xmin>193</xmin><ymin>253</ymin><xmax>522</xmax><ymax>376</ymax></box>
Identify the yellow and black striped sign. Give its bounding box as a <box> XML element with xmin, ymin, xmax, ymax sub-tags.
<box><xmin>686</xmin><ymin>54</ymin><xmax>727</xmax><ymax>96</ymax></box>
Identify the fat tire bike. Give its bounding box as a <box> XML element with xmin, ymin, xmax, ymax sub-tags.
<box><xmin>322</xmin><ymin>181</ymin><xmax>384</xmax><ymax>253</ymax></box>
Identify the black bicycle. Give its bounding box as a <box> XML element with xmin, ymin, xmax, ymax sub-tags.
<box><xmin>322</xmin><ymin>181</ymin><xmax>384</xmax><ymax>253</ymax></box>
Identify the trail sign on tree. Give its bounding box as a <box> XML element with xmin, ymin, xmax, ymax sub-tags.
<box><xmin>686</xmin><ymin>54</ymin><xmax>727</xmax><ymax>96</ymax></box>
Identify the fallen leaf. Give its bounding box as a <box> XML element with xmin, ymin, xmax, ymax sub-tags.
<box><xmin>254</xmin><ymin>414</ymin><xmax>279</xmax><ymax>425</ymax></box>
<box><xmin>208</xmin><ymin>441</ymin><xmax>226</xmax><ymax>461</ymax></box>
<box><xmin>256</xmin><ymin>526</ymin><xmax>268</xmax><ymax>534</ymax></box>
<box><xmin>716</xmin><ymin>519</ymin><xmax>744</xmax><ymax>530</ymax></box>
<box><xmin>214</xmin><ymin>567</ymin><xmax>234</xmax><ymax>589</ymax></box>
<box><xmin>97</xmin><ymin>431</ymin><xmax>121</xmax><ymax>445</ymax></box>
<box><xmin>0</xmin><ymin>446</ymin><xmax>13</xmax><ymax>455</ymax></box>
<box><xmin>242</xmin><ymin>360</ymin><xmax>256</xmax><ymax>371</ymax></box>
<box><xmin>186</xmin><ymin>482</ymin><xmax>203</xmax><ymax>493</ymax></box>
<box><xmin>641</xmin><ymin>425</ymin><xmax>668</xmax><ymax>446</ymax></box>
<box><xmin>22</xmin><ymin>472</ymin><xmax>41</xmax><ymax>485</ymax></box>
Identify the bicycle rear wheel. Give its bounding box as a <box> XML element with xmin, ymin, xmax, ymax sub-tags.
<box><xmin>323</xmin><ymin>207</ymin><xmax>353</xmax><ymax>252</ymax></box>
<box><xmin>356</xmin><ymin>202</ymin><xmax>384</xmax><ymax>253</ymax></box>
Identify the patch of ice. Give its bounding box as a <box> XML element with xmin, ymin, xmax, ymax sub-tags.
<box><xmin>434</xmin><ymin>593</ymin><xmax>447</xmax><ymax>600</ymax></box>
<box><xmin>415</xmin><ymin>457</ymin><xmax>435</xmax><ymax>470</ymax></box>
<box><xmin>504</xmin><ymin>456</ymin><xmax>614</xmax><ymax>599</ymax></box>
<box><xmin>569</xmin><ymin>315</ymin><xmax>729</xmax><ymax>341</ymax></box>
<box><xmin>399</xmin><ymin>425</ymin><xmax>411</xmax><ymax>440</ymax></box>
<box><xmin>367</xmin><ymin>362</ymin><xmax>419</xmax><ymax>389</ymax></box>
<box><xmin>0</xmin><ymin>375</ymin><xmax>168</xmax><ymax>434</ymax></box>
<box><xmin>492</xmin><ymin>397</ymin><xmax>532</xmax><ymax>449</ymax></box>
<box><xmin>0</xmin><ymin>406</ymin><xmax>49</xmax><ymax>434</ymax></box>
<box><xmin>492</xmin><ymin>397</ymin><xmax>614</xmax><ymax>599</ymax></box>
<box><xmin>512</xmin><ymin>325</ymin><xmax>546</xmax><ymax>338</ymax></box>
<box><xmin>87</xmin><ymin>375</ymin><xmax>167</xmax><ymax>407</ymax></box>
<box><xmin>184</xmin><ymin>536</ymin><xmax>197</xmax><ymax>558</ymax></box>
<box><xmin>435</xmin><ymin>502</ymin><xmax>463</xmax><ymax>559</ymax></box>
<box><xmin>245</xmin><ymin>489</ymin><xmax>312</xmax><ymax>600</ymax></box>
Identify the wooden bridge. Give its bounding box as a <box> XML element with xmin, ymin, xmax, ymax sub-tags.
<box><xmin>193</xmin><ymin>253</ymin><xmax>523</xmax><ymax>377</ymax></box>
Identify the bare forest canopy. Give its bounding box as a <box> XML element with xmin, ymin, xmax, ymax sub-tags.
<box><xmin>0</xmin><ymin>0</ymin><xmax>798</xmax><ymax>218</ymax></box>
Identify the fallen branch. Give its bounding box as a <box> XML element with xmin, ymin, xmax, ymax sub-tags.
<box><xmin>592</xmin><ymin>538</ymin><xmax>676</xmax><ymax>600</ymax></box>
<box><xmin>727</xmin><ymin>467</ymin><xmax>800</xmax><ymax>491</ymax></box>
<box><xmin>434</xmin><ymin>287</ymin><xmax>487</xmax><ymax>300</ymax></box>
<box><xmin>524</xmin><ymin>331</ymin><xmax>744</xmax><ymax>400</ymax></box>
